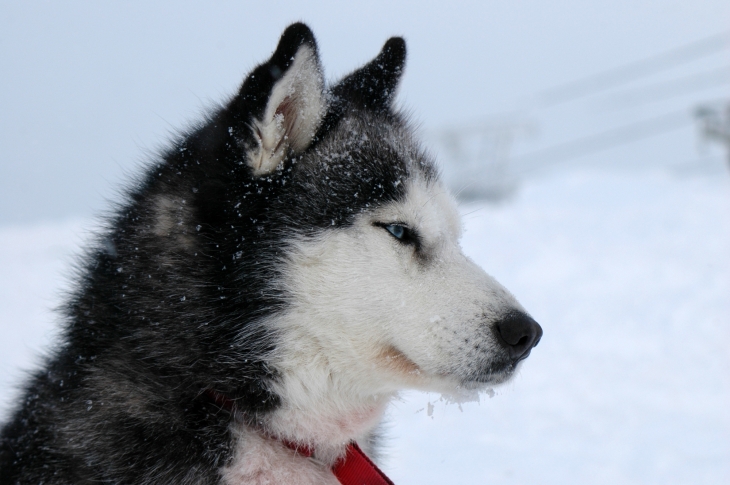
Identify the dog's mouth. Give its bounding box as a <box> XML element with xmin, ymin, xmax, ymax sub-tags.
<box><xmin>377</xmin><ymin>339</ymin><xmax>535</xmax><ymax>391</ymax></box>
<box><xmin>379</xmin><ymin>345</ymin><xmax>423</xmax><ymax>377</ymax></box>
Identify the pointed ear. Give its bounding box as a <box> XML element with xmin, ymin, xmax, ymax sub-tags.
<box><xmin>236</xmin><ymin>23</ymin><xmax>326</xmax><ymax>176</ymax></box>
<box><xmin>330</xmin><ymin>37</ymin><xmax>406</xmax><ymax>112</ymax></box>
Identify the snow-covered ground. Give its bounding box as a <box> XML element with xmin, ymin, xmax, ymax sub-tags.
<box><xmin>1</xmin><ymin>167</ymin><xmax>728</xmax><ymax>484</ymax></box>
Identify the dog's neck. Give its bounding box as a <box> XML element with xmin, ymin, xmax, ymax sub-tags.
<box><xmin>205</xmin><ymin>387</ymin><xmax>391</xmax><ymax>464</ymax></box>
<box><xmin>261</xmin><ymin>390</ymin><xmax>392</xmax><ymax>464</ymax></box>
<box><xmin>220</xmin><ymin>418</ymin><xmax>395</xmax><ymax>485</ymax></box>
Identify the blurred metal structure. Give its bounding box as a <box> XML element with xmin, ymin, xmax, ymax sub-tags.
<box><xmin>695</xmin><ymin>101</ymin><xmax>730</xmax><ymax>167</ymax></box>
<box><xmin>436</xmin><ymin>33</ymin><xmax>730</xmax><ymax>202</ymax></box>
<box><xmin>436</xmin><ymin>120</ymin><xmax>536</xmax><ymax>201</ymax></box>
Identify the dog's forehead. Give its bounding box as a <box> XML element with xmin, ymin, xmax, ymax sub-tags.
<box><xmin>283</xmin><ymin>112</ymin><xmax>441</xmax><ymax>229</ymax></box>
<box><xmin>376</xmin><ymin>177</ymin><xmax>462</xmax><ymax>241</ymax></box>
<box><xmin>321</xmin><ymin>114</ymin><xmax>461</xmax><ymax>240</ymax></box>
<box><xmin>320</xmin><ymin>111</ymin><xmax>430</xmax><ymax>168</ymax></box>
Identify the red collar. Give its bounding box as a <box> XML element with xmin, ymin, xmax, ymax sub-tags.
<box><xmin>205</xmin><ymin>389</ymin><xmax>395</xmax><ymax>485</ymax></box>
<box><xmin>282</xmin><ymin>439</ymin><xmax>394</xmax><ymax>485</ymax></box>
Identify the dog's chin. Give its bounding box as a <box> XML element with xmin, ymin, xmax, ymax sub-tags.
<box><xmin>458</xmin><ymin>360</ymin><xmax>520</xmax><ymax>388</ymax></box>
<box><xmin>411</xmin><ymin>361</ymin><xmax>516</xmax><ymax>396</ymax></box>
<box><xmin>463</xmin><ymin>372</ymin><xmax>512</xmax><ymax>388</ymax></box>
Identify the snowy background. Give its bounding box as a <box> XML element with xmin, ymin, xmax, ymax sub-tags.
<box><xmin>1</xmin><ymin>1</ymin><xmax>729</xmax><ymax>484</ymax></box>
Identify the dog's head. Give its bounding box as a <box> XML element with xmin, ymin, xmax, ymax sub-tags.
<box><xmin>215</xmin><ymin>23</ymin><xmax>542</xmax><ymax>401</ymax></box>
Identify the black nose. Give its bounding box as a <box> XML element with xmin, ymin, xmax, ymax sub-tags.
<box><xmin>494</xmin><ymin>312</ymin><xmax>543</xmax><ymax>362</ymax></box>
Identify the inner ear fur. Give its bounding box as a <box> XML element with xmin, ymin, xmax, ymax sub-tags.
<box><xmin>240</xmin><ymin>23</ymin><xmax>326</xmax><ymax>177</ymax></box>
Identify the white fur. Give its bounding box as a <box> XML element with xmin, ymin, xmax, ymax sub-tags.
<box><xmin>224</xmin><ymin>175</ymin><xmax>525</xmax><ymax>480</ymax></box>
<box><xmin>247</xmin><ymin>45</ymin><xmax>326</xmax><ymax>176</ymax></box>
<box><xmin>222</xmin><ymin>426</ymin><xmax>340</xmax><ymax>485</ymax></box>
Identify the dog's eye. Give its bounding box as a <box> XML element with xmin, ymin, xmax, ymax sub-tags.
<box><xmin>385</xmin><ymin>224</ymin><xmax>406</xmax><ymax>240</ymax></box>
<box><xmin>376</xmin><ymin>222</ymin><xmax>419</xmax><ymax>248</ymax></box>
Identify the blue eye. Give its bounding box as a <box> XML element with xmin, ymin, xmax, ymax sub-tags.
<box><xmin>376</xmin><ymin>222</ymin><xmax>421</xmax><ymax>249</ymax></box>
<box><xmin>385</xmin><ymin>224</ymin><xmax>405</xmax><ymax>239</ymax></box>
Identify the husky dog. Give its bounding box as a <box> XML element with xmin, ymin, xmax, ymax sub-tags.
<box><xmin>0</xmin><ymin>23</ymin><xmax>542</xmax><ymax>484</ymax></box>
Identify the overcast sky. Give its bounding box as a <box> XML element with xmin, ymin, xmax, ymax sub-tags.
<box><xmin>1</xmin><ymin>1</ymin><xmax>729</xmax><ymax>223</ymax></box>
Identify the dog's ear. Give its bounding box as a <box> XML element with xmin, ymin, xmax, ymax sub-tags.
<box><xmin>330</xmin><ymin>37</ymin><xmax>406</xmax><ymax>113</ymax></box>
<box><xmin>233</xmin><ymin>23</ymin><xmax>326</xmax><ymax>176</ymax></box>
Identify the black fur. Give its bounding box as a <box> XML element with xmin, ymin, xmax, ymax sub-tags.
<box><xmin>0</xmin><ymin>23</ymin><xmax>435</xmax><ymax>484</ymax></box>
<box><xmin>316</xmin><ymin>36</ymin><xmax>407</xmax><ymax>141</ymax></box>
